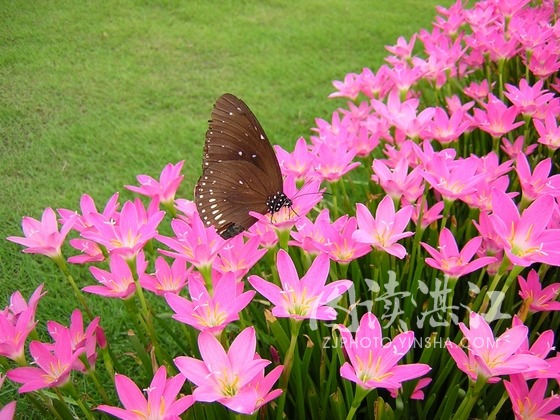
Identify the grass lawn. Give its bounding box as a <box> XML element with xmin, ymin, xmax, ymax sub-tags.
<box><xmin>1</xmin><ymin>0</ymin><xmax>449</xmax><ymax>415</ymax></box>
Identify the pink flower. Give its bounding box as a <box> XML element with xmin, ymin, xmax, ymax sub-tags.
<box><xmin>157</xmin><ymin>212</ymin><xmax>224</xmax><ymax>271</ymax></box>
<box><xmin>473</xmin><ymin>94</ymin><xmax>524</xmax><ymax>138</ymax></box>
<box><xmin>165</xmin><ymin>272</ymin><xmax>255</xmax><ymax>334</ymax></box>
<box><xmin>389</xmin><ymin>377</ymin><xmax>432</xmax><ymax>400</ymax></box>
<box><xmin>338</xmin><ymin>312</ymin><xmax>431</xmax><ymax>390</ymax></box>
<box><xmin>533</xmin><ymin>112</ymin><xmax>560</xmax><ymax>150</ymax></box>
<box><xmin>501</xmin><ymin>136</ymin><xmax>537</xmax><ymax>160</ymax></box>
<box><xmin>518</xmin><ymin>269</ymin><xmax>560</xmax><ymax>313</ymax></box>
<box><xmin>81</xmin><ymin>199</ymin><xmax>165</xmax><ymax>261</ymax></box>
<box><xmin>215</xmin><ymin>236</ymin><xmax>267</xmax><ymax>281</ymax></box>
<box><xmin>512</xmin><ymin>317</ymin><xmax>560</xmax><ymax>380</ymax></box>
<box><xmin>0</xmin><ymin>401</ymin><xmax>16</xmax><ymax>420</ymax></box>
<box><xmin>329</xmin><ymin>72</ymin><xmax>362</xmax><ymax>100</ymax></box>
<box><xmin>46</xmin><ymin>309</ymin><xmax>102</xmax><ymax>372</ymax></box>
<box><xmin>489</xmin><ymin>190</ymin><xmax>560</xmax><ymax>266</ymax></box>
<box><xmin>445</xmin><ymin>312</ymin><xmax>549</xmax><ymax>383</ymax></box>
<box><xmin>125</xmin><ymin>161</ymin><xmax>184</xmax><ymax>206</ymax></box>
<box><xmin>421</xmin><ymin>228</ymin><xmax>496</xmax><ymax>279</ymax></box>
<box><xmin>58</xmin><ymin>193</ymin><xmax>120</xmax><ymax>233</ymax></box>
<box><xmin>504</xmin><ymin>78</ymin><xmax>554</xmax><ymax>117</ymax></box>
<box><xmin>312</xmin><ymin>142</ymin><xmax>360</xmax><ymax>182</ymax></box>
<box><xmin>7</xmin><ymin>328</ymin><xmax>85</xmax><ymax>393</ymax></box>
<box><xmin>516</xmin><ymin>154</ymin><xmax>560</xmax><ymax>202</ymax></box>
<box><xmin>67</xmin><ymin>238</ymin><xmax>105</xmax><ymax>264</ymax></box>
<box><xmin>140</xmin><ymin>256</ymin><xmax>191</xmax><ymax>295</ymax></box>
<box><xmin>246</xmin><ymin>220</ymin><xmax>279</xmax><ymax>248</ymax></box>
<box><xmin>423</xmin><ymin>106</ymin><xmax>470</xmax><ymax>144</ymax></box>
<box><xmin>7</xmin><ymin>207</ymin><xmax>76</xmax><ymax>259</ymax></box>
<box><xmin>84</xmin><ymin>252</ymin><xmax>147</xmax><ymax>299</ymax></box>
<box><xmin>274</xmin><ymin>137</ymin><xmax>317</xmax><ymax>181</ymax></box>
<box><xmin>289</xmin><ymin>210</ymin><xmax>332</xmax><ymax>255</ymax></box>
<box><xmin>248</xmin><ymin>250</ymin><xmax>352</xmax><ymax>321</ymax></box>
<box><xmin>0</xmin><ymin>285</ymin><xmax>44</xmax><ymax>362</ymax></box>
<box><xmin>319</xmin><ymin>215</ymin><xmax>371</xmax><ymax>264</ymax></box>
<box><xmin>97</xmin><ymin>366</ymin><xmax>194</xmax><ymax>420</ymax></box>
<box><xmin>408</xmin><ymin>198</ymin><xmax>444</xmax><ymax>230</ymax></box>
<box><xmin>372</xmin><ymin>158</ymin><xmax>424</xmax><ymax>202</ymax></box>
<box><xmin>504</xmin><ymin>375</ymin><xmax>560</xmax><ymax>420</ymax></box>
<box><xmin>352</xmin><ymin>197</ymin><xmax>414</xmax><ymax>259</ymax></box>
<box><xmin>420</xmin><ymin>155</ymin><xmax>486</xmax><ymax>201</ymax></box>
<box><xmin>174</xmin><ymin>327</ymin><xmax>282</xmax><ymax>415</ymax></box>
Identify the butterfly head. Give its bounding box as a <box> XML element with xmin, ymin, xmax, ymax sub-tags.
<box><xmin>266</xmin><ymin>191</ymin><xmax>292</xmax><ymax>214</ymax></box>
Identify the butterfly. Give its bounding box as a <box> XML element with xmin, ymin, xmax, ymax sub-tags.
<box><xmin>195</xmin><ymin>93</ymin><xmax>292</xmax><ymax>239</ymax></box>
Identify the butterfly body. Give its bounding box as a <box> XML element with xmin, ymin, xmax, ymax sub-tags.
<box><xmin>195</xmin><ymin>93</ymin><xmax>291</xmax><ymax>239</ymax></box>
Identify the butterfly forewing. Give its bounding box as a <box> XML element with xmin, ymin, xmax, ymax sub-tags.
<box><xmin>195</xmin><ymin>93</ymin><xmax>288</xmax><ymax>238</ymax></box>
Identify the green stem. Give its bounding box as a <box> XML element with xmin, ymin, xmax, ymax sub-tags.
<box><xmin>63</xmin><ymin>381</ymin><xmax>96</xmax><ymax>420</ymax></box>
<box><xmin>452</xmin><ymin>377</ymin><xmax>486</xmax><ymax>420</ymax></box>
<box><xmin>345</xmin><ymin>386</ymin><xmax>370</xmax><ymax>420</ymax></box>
<box><xmin>279</xmin><ymin>319</ymin><xmax>302</xmax><ymax>390</ymax></box>
<box><xmin>53</xmin><ymin>256</ymin><xmax>94</xmax><ymax>321</ymax></box>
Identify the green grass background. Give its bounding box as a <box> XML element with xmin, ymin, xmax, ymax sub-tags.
<box><xmin>1</xmin><ymin>0</ymin><xmax>448</xmax><ymax>414</ymax></box>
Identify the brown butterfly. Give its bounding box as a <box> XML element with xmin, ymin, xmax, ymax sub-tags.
<box><xmin>195</xmin><ymin>93</ymin><xmax>291</xmax><ymax>238</ymax></box>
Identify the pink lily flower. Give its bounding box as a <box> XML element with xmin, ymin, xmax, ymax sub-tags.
<box><xmin>389</xmin><ymin>377</ymin><xmax>432</xmax><ymax>400</ymax></box>
<box><xmin>504</xmin><ymin>374</ymin><xmax>560</xmax><ymax>420</ymax></box>
<box><xmin>7</xmin><ymin>328</ymin><xmax>85</xmax><ymax>393</ymax></box>
<box><xmin>81</xmin><ymin>199</ymin><xmax>165</xmax><ymax>261</ymax></box>
<box><xmin>463</xmin><ymin>79</ymin><xmax>492</xmax><ymax>101</ymax></box>
<box><xmin>84</xmin><ymin>252</ymin><xmax>147</xmax><ymax>299</ymax></box>
<box><xmin>445</xmin><ymin>312</ymin><xmax>549</xmax><ymax>383</ymax></box>
<box><xmin>420</xmin><ymin>155</ymin><xmax>486</xmax><ymax>201</ymax></box>
<box><xmin>319</xmin><ymin>215</ymin><xmax>371</xmax><ymax>264</ymax></box>
<box><xmin>248</xmin><ymin>250</ymin><xmax>352</xmax><ymax>321</ymax></box>
<box><xmin>174</xmin><ymin>198</ymin><xmax>197</xmax><ymax>221</ymax></box>
<box><xmin>246</xmin><ymin>220</ymin><xmax>279</xmax><ymax>249</ymax></box>
<box><xmin>165</xmin><ymin>272</ymin><xmax>255</xmax><ymax>334</ymax></box>
<box><xmin>125</xmin><ymin>161</ymin><xmax>184</xmax><ymax>206</ymax></box>
<box><xmin>500</xmin><ymin>135</ymin><xmax>537</xmax><ymax>160</ymax></box>
<box><xmin>157</xmin><ymin>212</ymin><xmax>224</xmax><ymax>271</ymax></box>
<box><xmin>58</xmin><ymin>192</ymin><xmax>120</xmax><ymax>233</ymax></box>
<box><xmin>0</xmin><ymin>285</ymin><xmax>45</xmax><ymax>363</ymax></box>
<box><xmin>67</xmin><ymin>238</ymin><xmax>105</xmax><ymax>264</ymax></box>
<box><xmin>175</xmin><ymin>327</ymin><xmax>283</xmax><ymax>415</ymax></box>
<box><xmin>516</xmin><ymin>153</ymin><xmax>560</xmax><ymax>202</ymax></box>
<box><xmin>338</xmin><ymin>312</ymin><xmax>431</xmax><ymax>390</ymax></box>
<box><xmin>215</xmin><ymin>235</ymin><xmax>267</xmax><ymax>281</ymax></box>
<box><xmin>489</xmin><ymin>189</ymin><xmax>560</xmax><ymax>266</ymax></box>
<box><xmin>518</xmin><ymin>269</ymin><xmax>560</xmax><ymax>313</ymax></box>
<box><xmin>289</xmin><ymin>210</ymin><xmax>333</xmax><ymax>255</ymax></box>
<box><xmin>140</xmin><ymin>256</ymin><xmax>191</xmax><ymax>295</ymax></box>
<box><xmin>0</xmin><ymin>401</ymin><xmax>16</xmax><ymax>420</ymax></box>
<box><xmin>407</xmin><ymin>198</ymin><xmax>444</xmax><ymax>230</ymax></box>
<box><xmin>504</xmin><ymin>78</ymin><xmax>555</xmax><ymax>117</ymax></box>
<box><xmin>46</xmin><ymin>309</ymin><xmax>102</xmax><ymax>372</ymax></box>
<box><xmin>352</xmin><ymin>196</ymin><xmax>414</xmax><ymax>259</ymax></box>
<box><xmin>473</xmin><ymin>94</ymin><xmax>524</xmax><ymax>138</ymax></box>
<box><xmin>274</xmin><ymin>137</ymin><xmax>317</xmax><ymax>181</ymax></box>
<box><xmin>533</xmin><ymin>112</ymin><xmax>560</xmax><ymax>151</ymax></box>
<box><xmin>328</xmin><ymin>72</ymin><xmax>362</xmax><ymax>100</ymax></box>
<box><xmin>312</xmin><ymin>142</ymin><xmax>360</xmax><ymax>183</ymax></box>
<box><xmin>97</xmin><ymin>365</ymin><xmax>194</xmax><ymax>420</ymax></box>
<box><xmin>7</xmin><ymin>207</ymin><xmax>76</xmax><ymax>260</ymax></box>
<box><xmin>372</xmin><ymin>158</ymin><xmax>424</xmax><ymax>202</ymax></box>
<box><xmin>423</xmin><ymin>106</ymin><xmax>470</xmax><ymax>144</ymax></box>
<box><xmin>512</xmin><ymin>317</ymin><xmax>560</xmax><ymax>380</ymax></box>
<box><xmin>421</xmin><ymin>228</ymin><xmax>496</xmax><ymax>279</ymax></box>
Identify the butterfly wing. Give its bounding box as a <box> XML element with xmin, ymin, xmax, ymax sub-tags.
<box><xmin>195</xmin><ymin>93</ymin><xmax>285</xmax><ymax>238</ymax></box>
